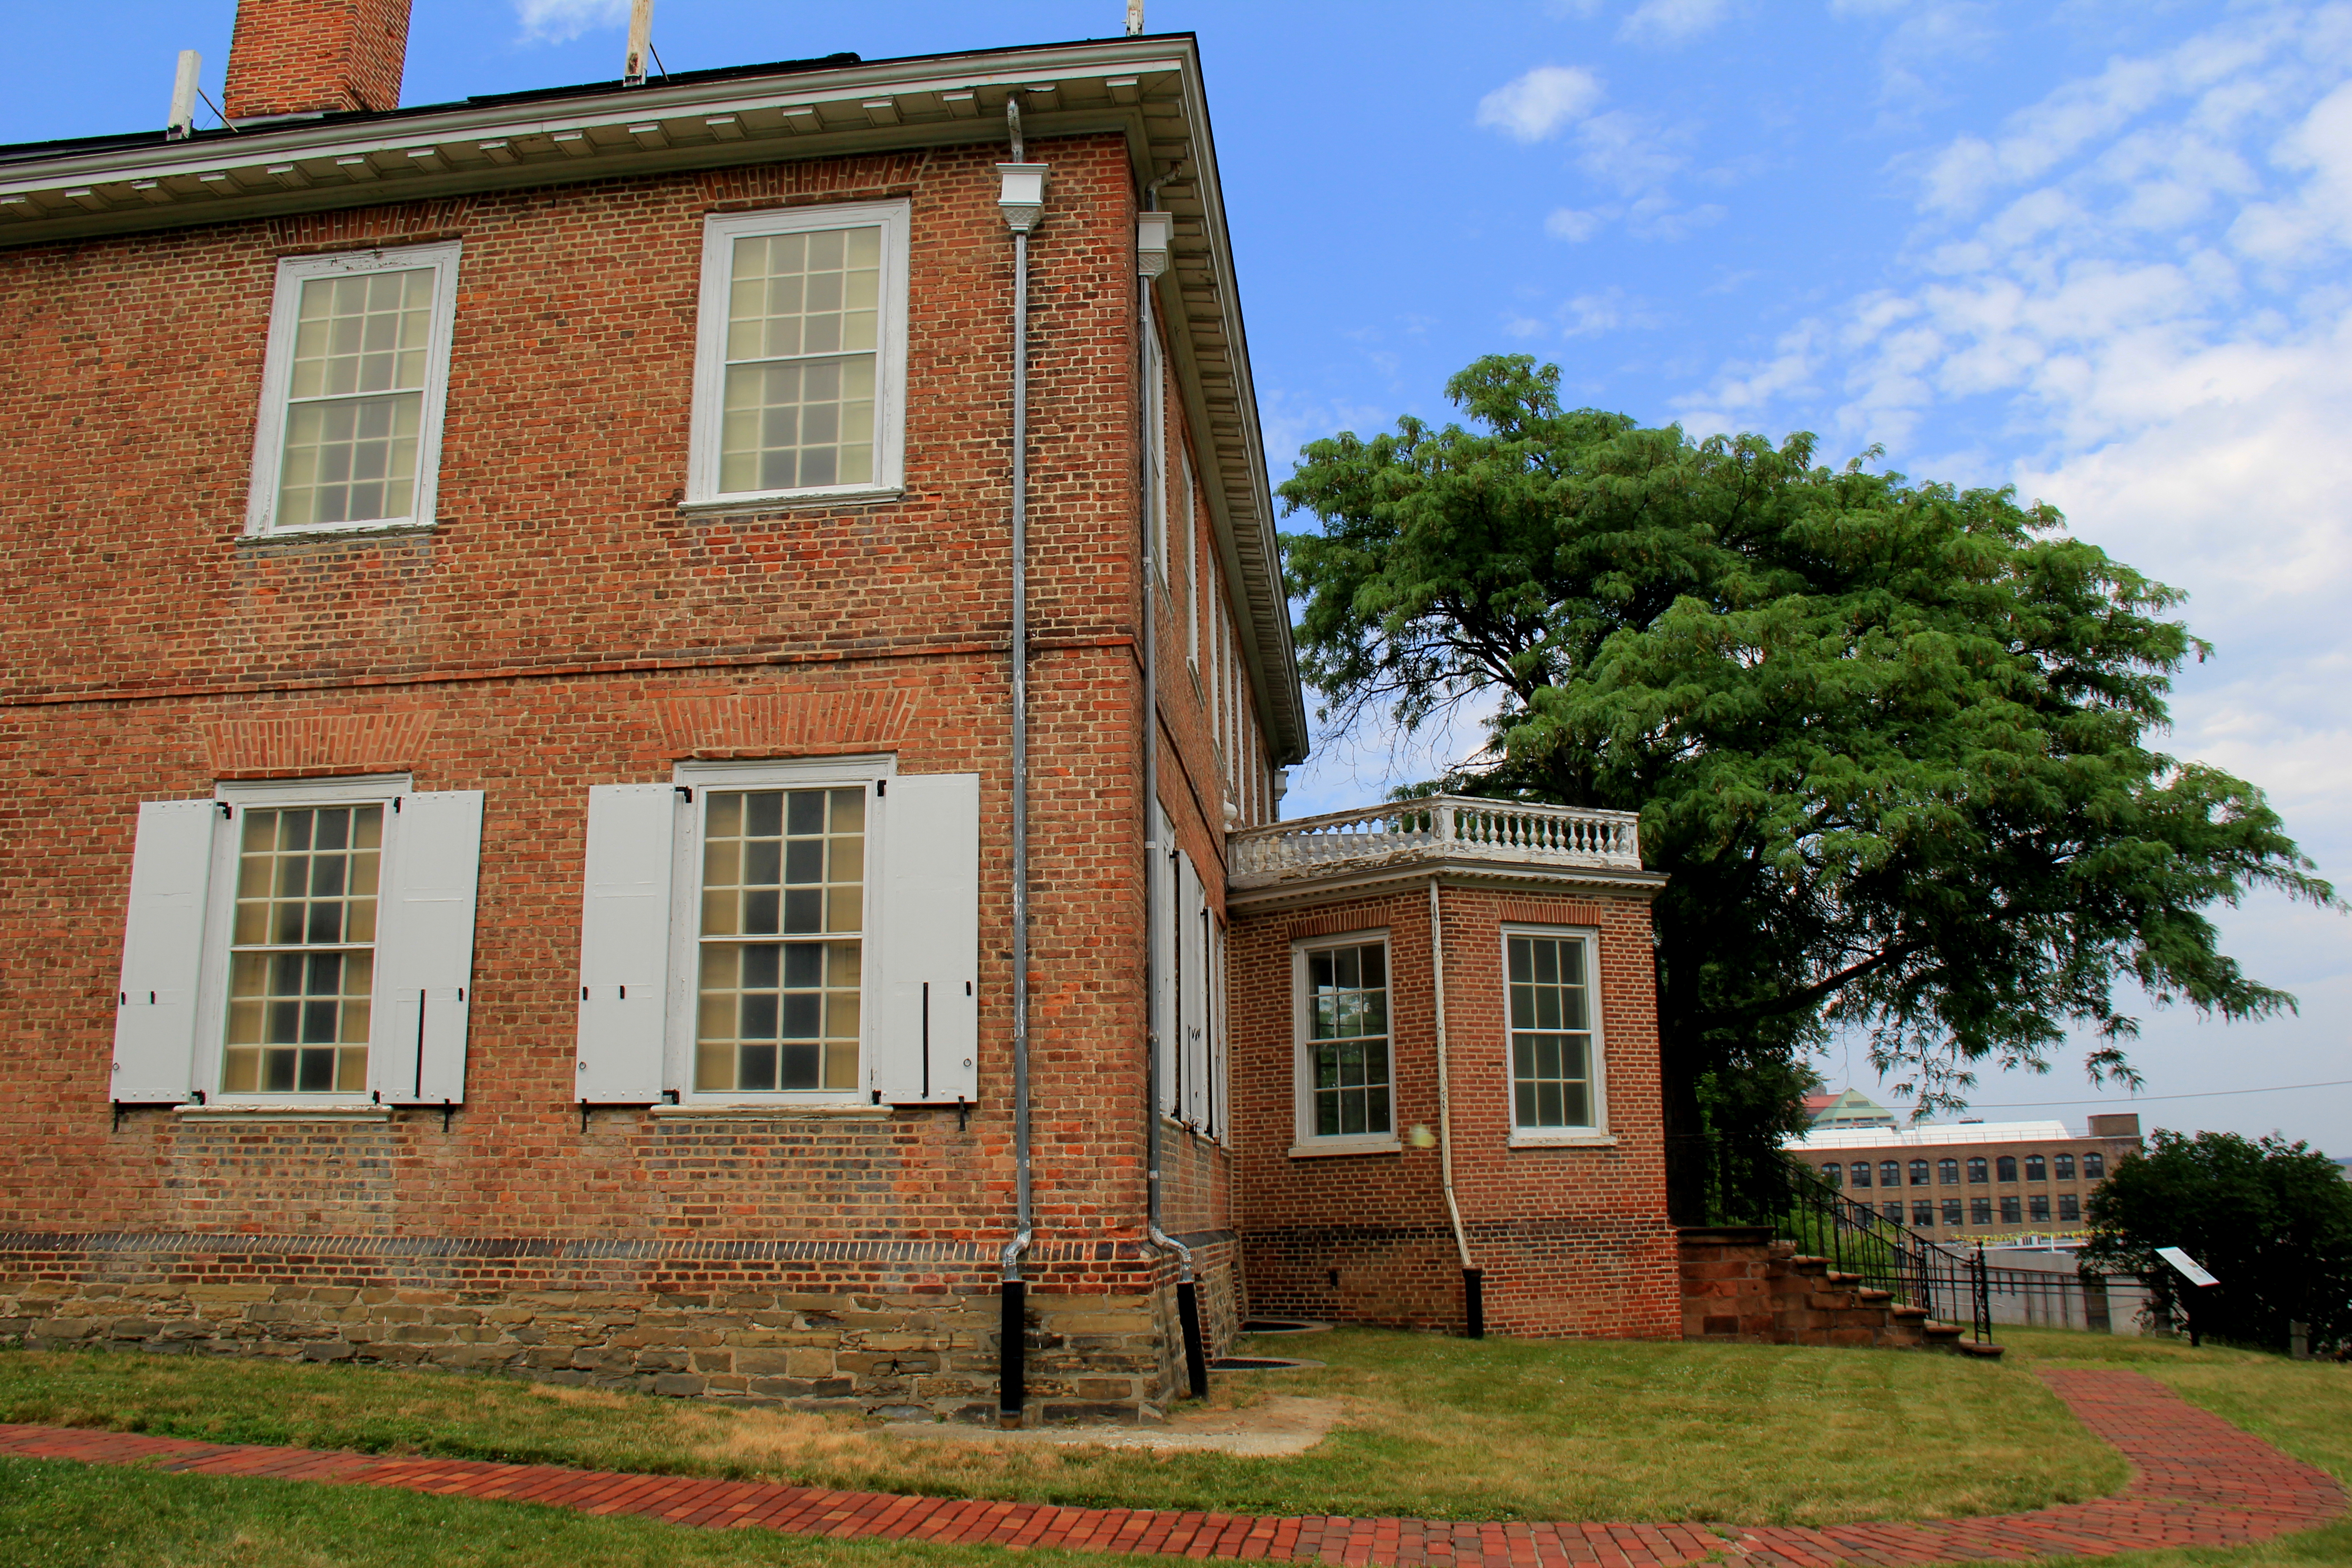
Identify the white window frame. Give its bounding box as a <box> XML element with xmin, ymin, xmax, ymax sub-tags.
<box><xmin>243</xmin><ymin>242</ymin><xmax>463</xmax><ymax>538</ymax></box>
<box><xmin>686</xmin><ymin>201</ymin><xmax>912</xmax><ymax>510</ymax></box>
<box><xmin>1499</xmin><ymin>923</ymin><xmax>1612</xmax><ymax>1147</ymax></box>
<box><xmin>1289</xmin><ymin>927</ymin><xmax>1401</xmax><ymax>1158</ymax></box>
<box><xmin>668</xmin><ymin>754</ymin><xmax>894</xmax><ymax>1105</ymax></box>
<box><xmin>1182</xmin><ymin>449</ymin><xmax>1200</xmax><ymax>671</ymax></box>
<box><xmin>193</xmin><ymin>773</ymin><xmax>411</xmax><ymax>1106</ymax></box>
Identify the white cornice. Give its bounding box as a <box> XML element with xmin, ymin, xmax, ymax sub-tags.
<box><xmin>1225</xmin><ymin>857</ymin><xmax>1668</xmax><ymax>913</ymax></box>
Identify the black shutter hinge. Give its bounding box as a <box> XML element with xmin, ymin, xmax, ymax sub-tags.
<box><xmin>875</xmin><ymin>778</ymin><xmax>887</xmax><ymax>797</ymax></box>
<box><xmin>675</xmin><ymin>785</ymin><xmax>694</xmax><ymax>803</ymax></box>
<box><xmin>216</xmin><ymin>801</ymin><xmax>233</xmax><ymax>820</ymax></box>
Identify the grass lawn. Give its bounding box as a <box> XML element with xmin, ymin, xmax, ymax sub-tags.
<box><xmin>1</xmin><ymin>1330</ymin><xmax>2118</xmax><ymax>1526</ymax></box>
<box><xmin>0</xmin><ymin>1329</ymin><xmax>2346</xmax><ymax>1568</ymax></box>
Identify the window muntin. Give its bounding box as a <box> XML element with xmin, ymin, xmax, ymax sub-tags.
<box><xmin>1967</xmin><ymin>1156</ymin><xmax>1988</xmax><ymax>1182</ymax></box>
<box><xmin>221</xmin><ymin>804</ymin><xmax>382</xmax><ymax>1094</ymax></box>
<box><xmin>691</xmin><ymin>203</ymin><xmax>907</xmax><ymax>506</ymax></box>
<box><xmin>2024</xmin><ymin>1154</ymin><xmax>2047</xmax><ymax>1182</ymax></box>
<box><xmin>247</xmin><ymin>243</ymin><xmax>460</xmax><ymax>535</ymax></box>
<box><xmin>2058</xmin><ymin>1193</ymin><xmax>2080</xmax><ymax>1221</ymax></box>
<box><xmin>1942</xmin><ymin>1199</ymin><xmax>1963</xmax><ymax>1227</ymax></box>
<box><xmin>2054</xmin><ymin>1153</ymin><xmax>2075</xmax><ymax>1181</ymax></box>
<box><xmin>1304</xmin><ymin>941</ymin><xmax>1391</xmax><ymax>1137</ymax></box>
<box><xmin>2083</xmin><ymin>1152</ymin><xmax>2106</xmax><ymax>1178</ymax></box>
<box><xmin>2029</xmin><ymin>1193</ymin><xmax>2050</xmax><ymax>1221</ymax></box>
<box><xmin>1850</xmin><ymin>1161</ymin><xmax>1872</xmax><ymax>1187</ymax></box>
<box><xmin>1996</xmin><ymin>1155</ymin><xmax>2019</xmax><ymax>1182</ymax></box>
<box><xmin>693</xmin><ymin>787</ymin><xmax>865</xmax><ymax>1094</ymax></box>
<box><xmin>1971</xmin><ymin>1196</ymin><xmax>1993</xmax><ymax>1224</ymax></box>
<box><xmin>1911</xmin><ymin>1201</ymin><xmax>1934</xmax><ymax>1226</ymax></box>
<box><xmin>1939</xmin><ymin>1158</ymin><xmax>1960</xmax><ymax>1184</ymax></box>
<box><xmin>2000</xmin><ymin>1195</ymin><xmax>2022</xmax><ymax>1224</ymax></box>
<box><xmin>1506</xmin><ymin>933</ymin><xmax>1597</xmax><ymax>1130</ymax></box>
<box><xmin>1909</xmin><ymin>1159</ymin><xmax>1930</xmax><ymax>1186</ymax></box>
<box><xmin>1879</xmin><ymin>1160</ymin><xmax>1902</xmax><ymax>1188</ymax></box>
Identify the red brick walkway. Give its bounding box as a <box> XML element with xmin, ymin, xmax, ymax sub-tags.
<box><xmin>0</xmin><ymin>1369</ymin><xmax>2339</xmax><ymax>1564</ymax></box>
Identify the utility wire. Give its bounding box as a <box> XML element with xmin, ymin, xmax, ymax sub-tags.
<box><xmin>1893</xmin><ymin>1076</ymin><xmax>2352</xmax><ymax>1110</ymax></box>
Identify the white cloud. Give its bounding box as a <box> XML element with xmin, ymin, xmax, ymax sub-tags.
<box><xmin>1619</xmin><ymin>0</ymin><xmax>1733</xmax><ymax>45</ymax></box>
<box><xmin>514</xmin><ymin>0</ymin><xmax>629</xmax><ymax>44</ymax></box>
<box><xmin>1475</xmin><ymin>65</ymin><xmax>1605</xmax><ymax>143</ymax></box>
<box><xmin>1544</xmin><ymin>206</ymin><xmax>1608</xmax><ymax>240</ymax></box>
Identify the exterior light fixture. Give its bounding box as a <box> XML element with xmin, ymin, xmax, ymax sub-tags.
<box><xmin>997</xmin><ymin>162</ymin><xmax>1048</xmax><ymax>233</ymax></box>
<box><xmin>1136</xmin><ymin>210</ymin><xmax>1171</xmax><ymax>278</ymax></box>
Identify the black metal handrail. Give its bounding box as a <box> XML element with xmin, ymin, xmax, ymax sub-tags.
<box><xmin>1700</xmin><ymin>1138</ymin><xmax>1993</xmax><ymax>1344</ymax></box>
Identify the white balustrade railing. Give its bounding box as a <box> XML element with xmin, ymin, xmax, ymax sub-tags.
<box><xmin>1228</xmin><ymin>795</ymin><xmax>1642</xmax><ymax>881</ymax></box>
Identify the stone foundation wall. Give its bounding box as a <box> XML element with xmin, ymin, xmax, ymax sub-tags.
<box><xmin>0</xmin><ymin>1228</ymin><xmax>1243</xmax><ymax>1423</ymax></box>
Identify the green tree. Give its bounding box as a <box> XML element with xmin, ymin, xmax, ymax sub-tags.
<box><xmin>1277</xmin><ymin>355</ymin><xmax>2334</xmax><ymax>1219</ymax></box>
<box><xmin>2084</xmin><ymin>1130</ymin><xmax>2352</xmax><ymax>1351</ymax></box>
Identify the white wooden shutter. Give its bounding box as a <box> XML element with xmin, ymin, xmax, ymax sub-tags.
<box><xmin>372</xmin><ymin>790</ymin><xmax>484</xmax><ymax>1106</ymax></box>
<box><xmin>1210</xmin><ymin>912</ymin><xmax>1228</xmax><ymax>1140</ymax></box>
<box><xmin>110</xmin><ymin>799</ymin><xmax>220</xmax><ymax>1103</ymax></box>
<box><xmin>1180</xmin><ymin>850</ymin><xmax>1209</xmax><ymax>1125</ymax></box>
<box><xmin>874</xmin><ymin>773</ymin><xmax>980</xmax><ymax>1104</ymax></box>
<box><xmin>1153</xmin><ymin>808</ymin><xmax>1177</xmax><ymax>1116</ymax></box>
<box><xmin>574</xmin><ymin>784</ymin><xmax>678</xmax><ymax>1103</ymax></box>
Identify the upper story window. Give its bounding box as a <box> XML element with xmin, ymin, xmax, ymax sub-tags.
<box><xmin>2083</xmin><ymin>1151</ymin><xmax>2106</xmax><ymax>1178</ymax></box>
<box><xmin>2054</xmin><ymin>1152</ymin><xmax>2076</xmax><ymax>1181</ymax></box>
<box><xmin>1504</xmin><ymin>928</ymin><xmax>1606</xmax><ymax>1141</ymax></box>
<box><xmin>1823</xmin><ymin>1161</ymin><xmax>1842</xmax><ymax>1188</ymax></box>
<box><xmin>1967</xmin><ymin>1156</ymin><xmax>1988</xmax><ymax>1183</ymax></box>
<box><xmin>1291</xmin><ymin>935</ymin><xmax>1392</xmax><ymax>1150</ymax></box>
<box><xmin>689</xmin><ymin>203</ymin><xmax>909</xmax><ymax>507</ymax></box>
<box><xmin>245</xmin><ymin>242</ymin><xmax>462</xmax><ymax>535</ymax></box>
<box><xmin>1879</xmin><ymin>1159</ymin><xmax>1902</xmax><ymax>1188</ymax></box>
<box><xmin>1938</xmin><ymin>1157</ymin><xmax>1960</xmax><ymax>1184</ymax></box>
<box><xmin>1850</xmin><ymin>1160</ymin><xmax>1872</xmax><ymax>1187</ymax></box>
<box><xmin>2024</xmin><ymin>1153</ymin><xmax>2047</xmax><ymax>1182</ymax></box>
<box><xmin>1910</xmin><ymin>1159</ymin><xmax>1931</xmax><ymax>1186</ymax></box>
<box><xmin>1996</xmin><ymin>1155</ymin><xmax>2019</xmax><ymax>1182</ymax></box>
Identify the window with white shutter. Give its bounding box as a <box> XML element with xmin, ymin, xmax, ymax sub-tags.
<box><xmin>1178</xmin><ymin>849</ymin><xmax>1208</xmax><ymax>1127</ymax></box>
<box><xmin>108</xmin><ymin>777</ymin><xmax>484</xmax><ymax>1109</ymax></box>
<box><xmin>1152</xmin><ymin>805</ymin><xmax>1178</xmax><ymax>1117</ymax></box>
<box><xmin>572</xmin><ymin>758</ymin><xmax>977</xmax><ymax>1108</ymax></box>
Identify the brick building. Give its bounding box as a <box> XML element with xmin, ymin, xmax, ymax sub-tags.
<box><xmin>0</xmin><ymin>0</ymin><xmax>1678</xmax><ymax>1420</ymax></box>
<box><xmin>1788</xmin><ymin>1115</ymin><xmax>2145</xmax><ymax>1242</ymax></box>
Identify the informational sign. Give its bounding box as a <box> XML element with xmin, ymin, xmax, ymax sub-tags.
<box><xmin>2156</xmin><ymin>1246</ymin><xmax>2220</xmax><ymax>1288</ymax></box>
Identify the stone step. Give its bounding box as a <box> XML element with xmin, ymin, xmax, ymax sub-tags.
<box><xmin>1957</xmin><ymin>1339</ymin><xmax>2007</xmax><ymax>1360</ymax></box>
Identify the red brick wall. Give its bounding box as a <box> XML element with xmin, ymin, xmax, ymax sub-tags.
<box><xmin>1228</xmin><ymin>884</ymin><xmax>1678</xmax><ymax>1339</ymax></box>
<box><xmin>224</xmin><ymin>0</ymin><xmax>412</xmax><ymax>119</ymax></box>
<box><xmin>0</xmin><ymin>132</ymin><xmax>1254</xmax><ymax>1334</ymax></box>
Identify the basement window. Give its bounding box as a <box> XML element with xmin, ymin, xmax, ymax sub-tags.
<box><xmin>686</xmin><ymin>201</ymin><xmax>910</xmax><ymax>509</ymax></box>
<box><xmin>244</xmin><ymin>242</ymin><xmax>463</xmax><ymax>536</ymax></box>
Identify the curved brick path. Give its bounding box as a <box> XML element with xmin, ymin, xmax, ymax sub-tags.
<box><xmin>0</xmin><ymin>1368</ymin><xmax>2340</xmax><ymax>1564</ymax></box>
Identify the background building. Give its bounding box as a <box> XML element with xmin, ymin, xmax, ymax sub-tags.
<box><xmin>1788</xmin><ymin>1114</ymin><xmax>2145</xmax><ymax>1242</ymax></box>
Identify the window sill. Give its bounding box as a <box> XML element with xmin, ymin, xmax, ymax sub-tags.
<box><xmin>173</xmin><ymin>1104</ymin><xmax>394</xmax><ymax>1122</ymax></box>
<box><xmin>677</xmin><ymin>488</ymin><xmax>904</xmax><ymax>519</ymax></box>
<box><xmin>1508</xmin><ymin>1131</ymin><xmax>1617</xmax><ymax>1149</ymax></box>
<box><xmin>650</xmin><ymin>1102</ymin><xmax>890</xmax><ymax>1120</ymax></box>
<box><xmin>1288</xmin><ymin>1137</ymin><xmax>1402</xmax><ymax>1159</ymax></box>
<box><xmin>238</xmin><ymin>521</ymin><xmax>437</xmax><ymax>545</ymax></box>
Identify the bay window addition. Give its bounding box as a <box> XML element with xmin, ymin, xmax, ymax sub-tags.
<box><xmin>1292</xmin><ymin>936</ymin><xmax>1392</xmax><ymax>1150</ymax></box>
<box><xmin>245</xmin><ymin>242</ymin><xmax>462</xmax><ymax>536</ymax></box>
<box><xmin>1504</xmin><ymin>928</ymin><xmax>1606</xmax><ymax>1141</ymax></box>
<box><xmin>694</xmin><ymin>788</ymin><xmax>864</xmax><ymax>1094</ymax></box>
<box><xmin>689</xmin><ymin>202</ymin><xmax>910</xmax><ymax>507</ymax></box>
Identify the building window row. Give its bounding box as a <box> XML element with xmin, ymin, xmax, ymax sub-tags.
<box><xmin>1834</xmin><ymin>1149</ymin><xmax>2104</xmax><ymax>1191</ymax></box>
<box><xmin>1289</xmin><ymin>925</ymin><xmax>1607</xmax><ymax>1152</ymax></box>
<box><xmin>247</xmin><ymin>208</ymin><xmax>914</xmax><ymax>538</ymax></box>
<box><xmin>113</xmin><ymin>759</ymin><xmax>1002</xmax><ymax>1114</ymax></box>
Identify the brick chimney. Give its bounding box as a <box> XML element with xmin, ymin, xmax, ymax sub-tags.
<box><xmin>223</xmin><ymin>0</ymin><xmax>412</xmax><ymax>120</ymax></box>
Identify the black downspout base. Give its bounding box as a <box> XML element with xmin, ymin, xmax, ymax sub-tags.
<box><xmin>1463</xmin><ymin>1267</ymin><xmax>1486</xmax><ymax>1339</ymax></box>
<box><xmin>1175</xmin><ymin>1278</ymin><xmax>1208</xmax><ymax>1399</ymax></box>
<box><xmin>998</xmin><ymin>1279</ymin><xmax>1026</xmax><ymax>1428</ymax></box>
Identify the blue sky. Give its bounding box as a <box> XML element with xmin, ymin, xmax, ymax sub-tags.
<box><xmin>12</xmin><ymin>1</ymin><xmax>2350</xmax><ymax>1152</ymax></box>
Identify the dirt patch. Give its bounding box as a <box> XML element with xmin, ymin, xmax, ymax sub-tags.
<box><xmin>880</xmin><ymin>1395</ymin><xmax>1347</xmax><ymax>1456</ymax></box>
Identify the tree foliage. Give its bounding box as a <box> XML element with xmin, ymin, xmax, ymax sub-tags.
<box><xmin>1277</xmin><ymin>356</ymin><xmax>2333</xmax><ymax>1208</ymax></box>
<box><xmin>2084</xmin><ymin>1130</ymin><xmax>2352</xmax><ymax>1352</ymax></box>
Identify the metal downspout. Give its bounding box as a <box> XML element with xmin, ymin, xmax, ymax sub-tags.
<box><xmin>1431</xmin><ymin>878</ymin><xmax>1483</xmax><ymax>1336</ymax></box>
<box><xmin>1137</xmin><ymin>173</ymin><xmax>1205</xmax><ymax>1402</ymax></box>
<box><xmin>997</xmin><ymin>98</ymin><xmax>1039</xmax><ymax>1428</ymax></box>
